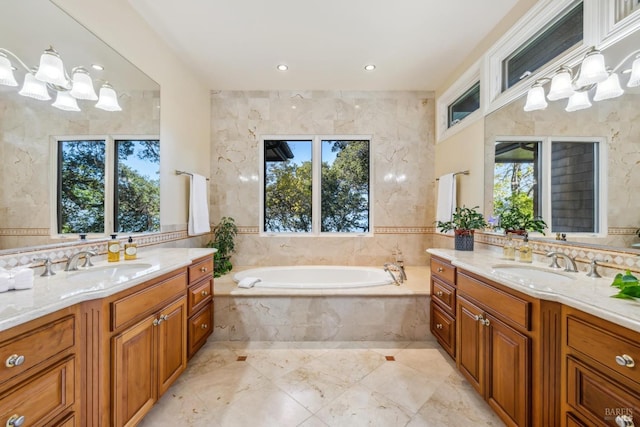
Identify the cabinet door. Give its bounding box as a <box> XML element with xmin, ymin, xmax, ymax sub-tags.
<box><xmin>485</xmin><ymin>313</ymin><xmax>530</xmax><ymax>427</ymax></box>
<box><xmin>157</xmin><ymin>296</ymin><xmax>187</xmax><ymax>397</ymax></box>
<box><xmin>112</xmin><ymin>314</ymin><xmax>157</xmax><ymax>427</ymax></box>
<box><xmin>457</xmin><ymin>296</ymin><xmax>484</xmax><ymax>394</ymax></box>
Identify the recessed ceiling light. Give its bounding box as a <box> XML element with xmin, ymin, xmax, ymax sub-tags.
<box><xmin>92</xmin><ymin>64</ymin><xmax>104</xmax><ymax>71</ymax></box>
<box><xmin>277</xmin><ymin>64</ymin><xmax>288</xmax><ymax>71</ymax></box>
<box><xmin>364</xmin><ymin>64</ymin><xmax>376</xmax><ymax>71</ymax></box>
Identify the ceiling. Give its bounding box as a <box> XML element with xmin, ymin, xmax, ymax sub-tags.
<box><xmin>128</xmin><ymin>0</ymin><xmax>523</xmax><ymax>91</ymax></box>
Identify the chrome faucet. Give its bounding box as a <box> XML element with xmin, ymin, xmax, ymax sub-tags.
<box><xmin>383</xmin><ymin>262</ymin><xmax>405</xmax><ymax>285</ymax></box>
<box><xmin>546</xmin><ymin>251</ymin><xmax>578</xmax><ymax>272</ymax></box>
<box><xmin>33</xmin><ymin>257</ymin><xmax>55</xmax><ymax>277</ymax></box>
<box><xmin>65</xmin><ymin>251</ymin><xmax>97</xmax><ymax>271</ymax></box>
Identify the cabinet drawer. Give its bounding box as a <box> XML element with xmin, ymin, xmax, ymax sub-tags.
<box><xmin>0</xmin><ymin>357</ymin><xmax>75</xmax><ymax>427</ymax></box>
<box><xmin>567</xmin><ymin>315</ymin><xmax>640</xmax><ymax>385</ymax></box>
<box><xmin>431</xmin><ymin>302</ymin><xmax>455</xmax><ymax>358</ymax></box>
<box><xmin>432</xmin><ymin>278</ymin><xmax>455</xmax><ymax>314</ymax></box>
<box><xmin>188</xmin><ymin>277</ymin><xmax>213</xmax><ymax>316</ymax></box>
<box><xmin>189</xmin><ymin>257</ymin><xmax>214</xmax><ymax>285</ymax></box>
<box><xmin>0</xmin><ymin>316</ymin><xmax>75</xmax><ymax>385</ymax></box>
<box><xmin>431</xmin><ymin>257</ymin><xmax>455</xmax><ymax>284</ymax></box>
<box><xmin>567</xmin><ymin>357</ymin><xmax>640</xmax><ymax>426</ymax></box>
<box><xmin>112</xmin><ymin>272</ymin><xmax>187</xmax><ymax>330</ymax></box>
<box><xmin>458</xmin><ymin>272</ymin><xmax>530</xmax><ymax>331</ymax></box>
<box><xmin>189</xmin><ymin>303</ymin><xmax>212</xmax><ymax>357</ymax></box>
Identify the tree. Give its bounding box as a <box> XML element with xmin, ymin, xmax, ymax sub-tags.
<box><xmin>264</xmin><ymin>161</ymin><xmax>312</xmax><ymax>232</ymax></box>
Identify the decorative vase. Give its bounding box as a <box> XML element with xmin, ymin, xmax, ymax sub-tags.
<box><xmin>454</xmin><ymin>230</ymin><xmax>475</xmax><ymax>251</ymax></box>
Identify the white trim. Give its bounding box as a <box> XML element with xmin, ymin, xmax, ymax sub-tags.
<box><xmin>436</xmin><ymin>59</ymin><xmax>482</xmax><ymax>143</ymax></box>
<box><xmin>258</xmin><ymin>134</ymin><xmax>373</xmax><ymax>237</ymax></box>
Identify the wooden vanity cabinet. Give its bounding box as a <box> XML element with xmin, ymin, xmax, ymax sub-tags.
<box><xmin>430</xmin><ymin>256</ymin><xmax>457</xmax><ymax>358</ymax></box>
<box><xmin>0</xmin><ymin>306</ymin><xmax>79</xmax><ymax>427</ymax></box>
<box><xmin>562</xmin><ymin>306</ymin><xmax>640</xmax><ymax>426</ymax></box>
<box><xmin>456</xmin><ymin>269</ymin><xmax>562</xmax><ymax>427</ymax></box>
<box><xmin>187</xmin><ymin>255</ymin><xmax>214</xmax><ymax>358</ymax></box>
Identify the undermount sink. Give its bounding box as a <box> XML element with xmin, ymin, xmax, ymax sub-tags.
<box><xmin>491</xmin><ymin>264</ymin><xmax>576</xmax><ymax>284</ymax></box>
<box><xmin>67</xmin><ymin>263</ymin><xmax>154</xmax><ymax>283</ymax></box>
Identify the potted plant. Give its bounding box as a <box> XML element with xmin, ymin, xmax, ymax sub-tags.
<box><xmin>206</xmin><ymin>216</ymin><xmax>238</xmax><ymax>277</ymax></box>
<box><xmin>436</xmin><ymin>206</ymin><xmax>488</xmax><ymax>251</ymax></box>
<box><xmin>497</xmin><ymin>205</ymin><xmax>547</xmax><ymax>235</ymax></box>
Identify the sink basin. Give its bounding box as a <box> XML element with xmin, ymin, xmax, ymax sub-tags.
<box><xmin>67</xmin><ymin>263</ymin><xmax>154</xmax><ymax>283</ymax></box>
<box><xmin>491</xmin><ymin>264</ymin><xmax>576</xmax><ymax>284</ymax></box>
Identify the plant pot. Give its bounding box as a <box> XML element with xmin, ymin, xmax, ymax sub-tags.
<box><xmin>506</xmin><ymin>229</ymin><xmax>527</xmax><ymax>236</ymax></box>
<box><xmin>454</xmin><ymin>230</ymin><xmax>475</xmax><ymax>251</ymax></box>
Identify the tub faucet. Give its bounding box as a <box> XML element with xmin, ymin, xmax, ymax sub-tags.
<box><xmin>546</xmin><ymin>251</ymin><xmax>578</xmax><ymax>272</ymax></box>
<box><xmin>65</xmin><ymin>251</ymin><xmax>97</xmax><ymax>271</ymax></box>
<box><xmin>383</xmin><ymin>262</ymin><xmax>405</xmax><ymax>285</ymax></box>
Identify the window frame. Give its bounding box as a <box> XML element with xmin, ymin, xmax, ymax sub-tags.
<box><xmin>50</xmin><ymin>134</ymin><xmax>160</xmax><ymax>238</ymax></box>
<box><xmin>259</xmin><ymin>134</ymin><xmax>373</xmax><ymax>237</ymax></box>
<box><xmin>493</xmin><ymin>135</ymin><xmax>607</xmax><ymax>237</ymax></box>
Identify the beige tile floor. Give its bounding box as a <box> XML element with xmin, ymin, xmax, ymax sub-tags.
<box><xmin>139</xmin><ymin>337</ymin><xmax>505</xmax><ymax>427</ymax></box>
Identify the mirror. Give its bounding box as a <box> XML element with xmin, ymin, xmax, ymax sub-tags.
<box><xmin>0</xmin><ymin>0</ymin><xmax>160</xmax><ymax>251</ymax></box>
<box><xmin>485</xmin><ymin>31</ymin><xmax>640</xmax><ymax>251</ymax></box>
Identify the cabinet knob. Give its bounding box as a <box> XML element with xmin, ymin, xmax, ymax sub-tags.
<box><xmin>474</xmin><ymin>314</ymin><xmax>484</xmax><ymax>322</ymax></box>
<box><xmin>435</xmin><ymin>291</ymin><xmax>443</xmax><ymax>297</ymax></box>
<box><xmin>201</xmin><ymin>323</ymin><xmax>208</xmax><ymax>330</ymax></box>
<box><xmin>160</xmin><ymin>314</ymin><xmax>169</xmax><ymax>322</ymax></box>
<box><xmin>435</xmin><ymin>323</ymin><xmax>443</xmax><ymax>330</ymax></box>
<box><xmin>153</xmin><ymin>318</ymin><xmax>160</xmax><ymax>326</ymax></box>
<box><xmin>5</xmin><ymin>354</ymin><xmax>25</xmax><ymax>368</ymax></box>
<box><xmin>6</xmin><ymin>414</ymin><xmax>25</xmax><ymax>427</ymax></box>
<box><xmin>437</xmin><ymin>267</ymin><xmax>444</xmax><ymax>273</ymax></box>
<box><xmin>201</xmin><ymin>290</ymin><xmax>209</xmax><ymax>297</ymax></box>
<box><xmin>615</xmin><ymin>415</ymin><xmax>634</xmax><ymax>427</ymax></box>
<box><xmin>200</xmin><ymin>267</ymin><xmax>208</xmax><ymax>273</ymax></box>
<box><xmin>615</xmin><ymin>354</ymin><xmax>635</xmax><ymax>368</ymax></box>
<box><xmin>481</xmin><ymin>318</ymin><xmax>491</xmax><ymax>327</ymax></box>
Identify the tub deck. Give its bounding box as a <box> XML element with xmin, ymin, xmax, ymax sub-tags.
<box><xmin>213</xmin><ymin>266</ymin><xmax>431</xmax><ymax>341</ymax></box>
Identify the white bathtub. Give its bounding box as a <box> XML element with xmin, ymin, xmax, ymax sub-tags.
<box><xmin>232</xmin><ymin>266</ymin><xmax>394</xmax><ymax>289</ymax></box>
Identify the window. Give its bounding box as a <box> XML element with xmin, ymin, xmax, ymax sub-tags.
<box><xmin>615</xmin><ymin>0</ymin><xmax>640</xmax><ymax>22</ymax></box>
<box><xmin>493</xmin><ymin>137</ymin><xmax>605</xmax><ymax>235</ymax></box>
<box><xmin>56</xmin><ymin>138</ymin><xmax>160</xmax><ymax>235</ymax></box>
<box><xmin>502</xmin><ymin>2</ymin><xmax>583</xmax><ymax>91</ymax></box>
<box><xmin>448</xmin><ymin>82</ymin><xmax>480</xmax><ymax>128</ymax></box>
<box><xmin>261</xmin><ymin>136</ymin><xmax>371</xmax><ymax>235</ymax></box>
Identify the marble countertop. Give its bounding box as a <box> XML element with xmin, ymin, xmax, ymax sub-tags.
<box><xmin>427</xmin><ymin>248</ymin><xmax>640</xmax><ymax>333</ymax></box>
<box><xmin>0</xmin><ymin>248</ymin><xmax>215</xmax><ymax>332</ymax></box>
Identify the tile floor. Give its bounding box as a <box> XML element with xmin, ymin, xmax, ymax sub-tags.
<box><xmin>140</xmin><ymin>337</ymin><xmax>504</xmax><ymax>427</ymax></box>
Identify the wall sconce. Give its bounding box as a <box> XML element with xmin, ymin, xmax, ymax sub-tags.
<box><xmin>0</xmin><ymin>46</ymin><xmax>122</xmax><ymax>112</ymax></box>
<box><xmin>523</xmin><ymin>46</ymin><xmax>640</xmax><ymax>112</ymax></box>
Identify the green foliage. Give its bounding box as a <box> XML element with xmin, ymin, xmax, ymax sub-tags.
<box><xmin>116</xmin><ymin>165</ymin><xmax>160</xmax><ymax>232</ymax></box>
<box><xmin>265</xmin><ymin>161</ymin><xmax>312</xmax><ymax>232</ymax></box>
<box><xmin>497</xmin><ymin>205</ymin><xmax>547</xmax><ymax>235</ymax></box>
<box><xmin>611</xmin><ymin>270</ymin><xmax>640</xmax><ymax>300</ymax></box>
<box><xmin>207</xmin><ymin>217</ymin><xmax>238</xmax><ymax>277</ymax></box>
<box><xmin>436</xmin><ymin>206</ymin><xmax>488</xmax><ymax>234</ymax></box>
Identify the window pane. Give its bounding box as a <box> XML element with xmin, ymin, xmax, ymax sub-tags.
<box><xmin>448</xmin><ymin>82</ymin><xmax>480</xmax><ymax>127</ymax></box>
<box><xmin>550</xmin><ymin>141</ymin><xmax>597</xmax><ymax>232</ymax></box>
<box><xmin>321</xmin><ymin>140</ymin><xmax>370</xmax><ymax>232</ymax></box>
<box><xmin>115</xmin><ymin>140</ymin><xmax>160</xmax><ymax>233</ymax></box>
<box><xmin>264</xmin><ymin>140</ymin><xmax>312</xmax><ymax>232</ymax></box>
<box><xmin>493</xmin><ymin>141</ymin><xmax>541</xmax><ymax>223</ymax></box>
<box><xmin>502</xmin><ymin>2</ymin><xmax>583</xmax><ymax>91</ymax></box>
<box><xmin>58</xmin><ymin>140</ymin><xmax>106</xmax><ymax>233</ymax></box>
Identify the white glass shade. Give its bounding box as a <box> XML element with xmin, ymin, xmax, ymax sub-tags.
<box><xmin>95</xmin><ymin>84</ymin><xmax>122</xmax><ymax>111</ymax></box>
<box><xmin>627</xmin><ymin>57</ymin><xmax>640</xmax><ymax>88</ymax></box>
<box><xmin>35</xmin><ymin>49</ymin><xmax>68</xmax><ymax>88</ymax></box>
<box><xmin>575</xmin><ymin>51</ymin><xmax>609</xmax><ymax>87</ymax></box>
<box><xmin>0</xmin><ymin>54</ymin><xmax>18</xmax><ymax>87</ymax></box>
<box><xmin>18</xmin><ymin>73</ymin><xmax>51</xmax><ymax>100</ymax></box>
<box><xmin>70</xmin><ymin>69</ymin><xmax>98</xmax><ymax>100</ymax></box>
<box><xmin>547</xmin><ymin>70</ymin><xmax>574</xmax><ymax>100</ymax></box>
<box><xmin>565</xmin><ymin>91</ymin><xmax>592</xmax><ymax>112</ymax></box>
<box><xmin>52</xmin><ymin>91</ymin><xmax>80</xmax><ymax>111</ymax></box>
<box><xmin>593</xmin><ymin>73</ymin><xmax>624</xmax><ymax>101</ymax></box>
<box><xmin>523</xmin><ymin>85</ymin><xmax>548</xmax><ymax>111</ymax></box>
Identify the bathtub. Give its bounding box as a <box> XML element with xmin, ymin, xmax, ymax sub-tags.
<box><xmin>232</xmin><ymin>266</ymin><xmax>394</xmax><ymax>289</ymax></box>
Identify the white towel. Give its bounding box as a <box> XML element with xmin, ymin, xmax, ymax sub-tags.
<box><xmin>0</xmin><ymin>270</ymin><xmax>10</xmax><ymax>293</ymax></box>
<box><xmin>188</xmin><ymin>173</ymin><xmax>211</xmax><ymax>236</ymax></box>
<box><xmin>238</xmin><ymin>277</ymin><xmax>261</xmax><ymax>288</ymax></box>
<box><xmin>436</xmin><ymin>173</ymin><xmax>457</xmax><ymax>225</ymax></box>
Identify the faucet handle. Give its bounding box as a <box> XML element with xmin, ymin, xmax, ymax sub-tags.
<box><xmin>546</xmin><ymin>252</ymin><xmax>561</xmax><ymax>269</ymax></box>
<box><xmin>33</xmin><ymin>257</ymin><xmax>55</xmax><ymax>277</ymax></box>
<box><xmin>82</xmin><ymin>251</ymin><xmax>97</xmax><ymax>267</ymax></box>
<box><xmin>587</xmin><ymin>260</ymin><xmax>602</xmax><ymax>278</ymax></box>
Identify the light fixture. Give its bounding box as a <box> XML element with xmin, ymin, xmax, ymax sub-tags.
<box><xmin>522</xmin><ymin>46</ymin><xmax>640</xmax><ymax>112</ymax></box>
<box><xmin>0</xmin><ymin>46</ymin><xmax>121</xmax><ymax>112</ymax></box>
<box><xmin>91</xmin><ymin>64</ymin><xmax>104</xmax><ymax>71</ymax></box>
<box><xmin>364</xmin><ymin>64</ymin><xmax>376</xmax><ymax>71</ymax></box>
<box><xmin>277</xmin><ymin>64</ymin><xmax>288</xmax><ymax>71</ymax></box>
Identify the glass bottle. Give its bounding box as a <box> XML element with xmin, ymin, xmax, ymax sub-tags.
<box><xmin>503</xmin><ymin>233</ymin><xmax>515</xmax><ymax>260</ymax></box>
<box><xmin>519</xmin><ymin>233</ymin><xmax>533</xmax><ymax>263</ymax></box>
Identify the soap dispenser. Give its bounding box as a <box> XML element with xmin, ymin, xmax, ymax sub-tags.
<box><xmin>124</xmin><ymin>236</ymin><xmax>137</xmax><ymax>260</ymax></box>
<box><xmin>108</xmin><ymin>234</ymin><xmax>120</xmax><ymax>262</ymax></box>
<box><xmin>503</xmin><ymin>233</ymin><xmax>515</xmax><ymax>260</ymax></box>
<box><xmin>518</xmin><ymin>233</ymin><xmax>532</xmax><ymax>263</ymax></box>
